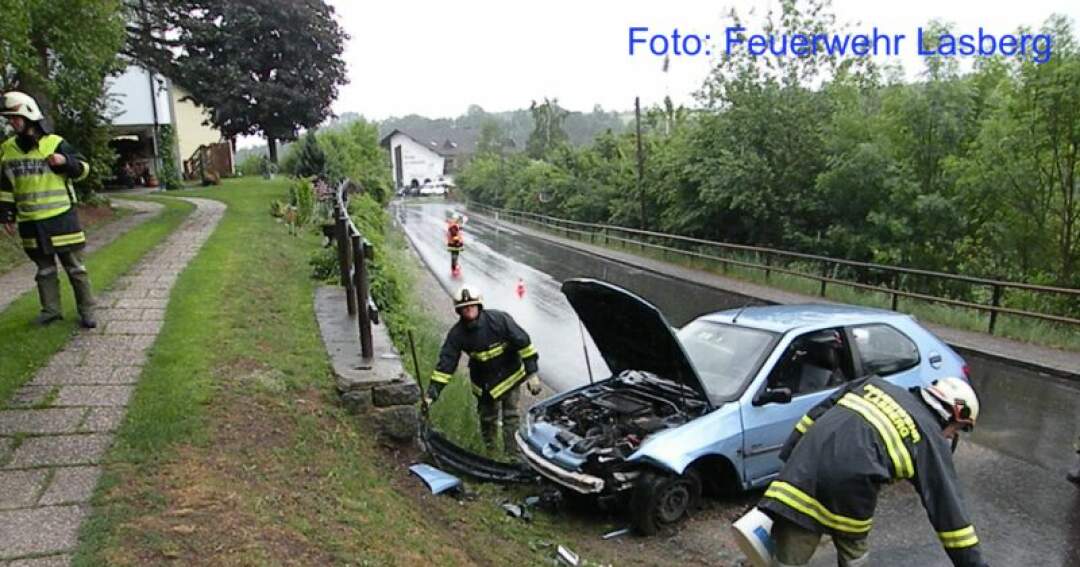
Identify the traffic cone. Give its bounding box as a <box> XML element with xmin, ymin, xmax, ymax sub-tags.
<box><xmin>516</xmin><ymin>278</ymin><xmax>526</xmax><ymax>299</ymax></box>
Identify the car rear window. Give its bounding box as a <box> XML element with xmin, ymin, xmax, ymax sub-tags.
<box><xmin>851</xmin><ymin>324</ymin><xmax>920</xmax><ymax>376</ymax></box>
<box><xmin>678</xmin><ymin>321</ymin><xmax>778</xmax><ymax>399</ymax></box>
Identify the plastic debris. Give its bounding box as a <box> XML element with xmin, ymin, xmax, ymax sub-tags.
<box><xmin>601</xmin><ymin>527</ymin><xmax>630</xmax><ymax>540</ymax></box>
<box><xmin>556</xmin><ymin>545</ymin><xmax>580</xmax><ymax>566</ymax></box>
<box><xmin>409</xmin><ymin>463</ymin><xmax>462</xmax><ymax>495</ymax></box>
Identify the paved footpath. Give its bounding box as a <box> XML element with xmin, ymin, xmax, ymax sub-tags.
<box><xmin>0</xmin><ymin>199</ymin><xmax>165</xmax><ymax>314</ymax></box>
<box><xmin>0</xmin><ymin>197</ymin><xmax>224</xmax><ymax>566</ymax></box>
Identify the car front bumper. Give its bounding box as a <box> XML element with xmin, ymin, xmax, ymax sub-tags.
<box><xmin>516</xmin><ymin>431</ymin><xmax>605</xmax><ymax>494</ymax></box>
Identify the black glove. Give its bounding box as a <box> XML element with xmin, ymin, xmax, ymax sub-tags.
<box><xmin>426</xmin><ymin>383</ymin><xmax>443</xmax><ymax>403</ymax></box>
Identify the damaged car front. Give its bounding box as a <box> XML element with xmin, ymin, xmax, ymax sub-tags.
<box><xmin>516</xmin><ymin>279</ymin><xmax>778</xmax><ymax>534</ymax></box>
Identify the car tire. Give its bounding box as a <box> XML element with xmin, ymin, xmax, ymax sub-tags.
<box><xmin>630</xmin><ymin>469</ymin><xmax>701</xmax><ymax>536</ymax></box>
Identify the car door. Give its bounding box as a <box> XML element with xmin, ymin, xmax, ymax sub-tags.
<box><xmin>739</xmin><ymin>327</ymin><xmax>856</xmax><ymax>487</ymax></box>
<box><xmin>846</xmin><ymin>323</ymin><xmax>923</xmax><ymax>389</ymax></box>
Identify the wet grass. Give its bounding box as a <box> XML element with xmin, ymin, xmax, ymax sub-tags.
<box><xmin>0</xmin><ymin>196</ymin><xmax>192</xmax><ymax>405</ymax></box>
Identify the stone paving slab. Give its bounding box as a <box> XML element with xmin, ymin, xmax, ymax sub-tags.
<box><xmin>4</xmin><ymin>435</ymin><xmax>111</xmax><ymax>469</ymax></box>
<box><xmin>78</xmin><ymin>408</ymin><xmax>126</xmax><ymax>433</ymax></box>
<box><xmin>0</xmin><ymin>506</ymin><xmax>84</xmax><ymax>560</ymax></box>
<box><xmin>38</xmin><ymin>467</ymin><xmax>100</xmax><ymax>506</ymax></box>
<box><xmin>53</xmin><ymin>386</ymin><xmax>132</xmax><ymax>408</ymax></box>
<box><xmin>30</xmin><ymin>365</ymin><xmax>121</xmax><ymax>387</ymax></box>
<box><xmin>0</xmin><ymin>200</ymin><xmax>163</xmax><ymax>314</ymax></box>
<box><xmin>0</xmin><ymin>470</ymin><xmax>47</xmax><ymax>510</ymax></box>
<box><xmin>0</xmin><ymin>438</ymin><xmax>11</xmax><ymax>462</ymax></box>
<box><xmin>103</xmin><ymin>320</ymin><xmax>162</xmax><ymax>336</ymax></box>
<box><xmin>6</xmin><ymin>387</ymin><xmax>53</xmax><ymax>409</ymax></box>
<box><xmin>0</xmin><ymin>410</ymin><xmax>85</xmax><ymax>435</ymax></box>
<box><xmin>7</xmin><ymin>555</ymin><xmax>73</xmax><ymax>567</ymax></box>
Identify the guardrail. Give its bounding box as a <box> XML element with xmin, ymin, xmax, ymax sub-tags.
<box><xmin>470</xmin><ymin>203</ymin><xmax>1080</xmax><ymax>335</ymax></box>
<box><xmin>332</xmin><ymin>181</ymin><xmax>379</xmax><ymax>362</ymax></box>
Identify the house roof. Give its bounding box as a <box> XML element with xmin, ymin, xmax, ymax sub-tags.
<box><xmin>379</xmin><ymin>128</ymin><xmax>478</xmax><ymax>157</ymax></box>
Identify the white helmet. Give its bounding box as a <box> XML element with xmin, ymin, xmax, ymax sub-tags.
<box><xmin>0</xmin><ymin>91</ymin><xmax>44</xmax><ymax>122</ymax></box>
<box><xmin>453</xmin><ymin>285</ymin><xmax>482</xmax><ymax>311</ymax></box>
<box><xmin>920</xmin><ymin>377</ymin><xmax>980</xmax><ymax>430</ymax></box>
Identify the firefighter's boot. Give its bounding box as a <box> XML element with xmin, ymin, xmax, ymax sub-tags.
<box><xmin>60</xmin><ymin>251</ymin><xmax>96</xmax><ymax>328</ymax></box>
<box><xmin>33</xmin><ymin>261</ymin><xmax>62</xmax><ymax>326</ymax></box>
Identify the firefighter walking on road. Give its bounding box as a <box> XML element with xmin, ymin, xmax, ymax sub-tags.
<box><xmin>750</xmin><ymin>375</ymin><xmax>987</xmax><ymax>567</ymax></box>
<box><xmin>447</xmin><ymin>219</ymin><xmax>464</xmax><ymax>274</ymax></box>
<box><xmin>427</xmin><ymin>285</ymin><xmax>542</xmax><ymax>453</ymax></box>
<box><xmin>0</xmin><ymin>91</ymin><xmax>96</xmax><ymax>328</ymax></box>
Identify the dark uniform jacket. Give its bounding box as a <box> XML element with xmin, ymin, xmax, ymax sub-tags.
<box><xmin>759</xmin><ymin>375</ymin><xmax>986</xmax><ymax>567</ymax></box>
<box><xmin>0</xmin><ymin>134</ymin><xmax>89</xmax><ymax>256</ymax></box>
<box><xmin>431</xmin><ymin>309</ymin><xmax>538</xmax><ymax>399</ymax></box>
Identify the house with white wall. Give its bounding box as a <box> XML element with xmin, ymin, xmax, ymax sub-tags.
<box><xmin>104</xmin><ymin>64</ymin><xmax>232</xmax><ymax>185</ymax></box>
<box><xmin>380</xmin><ymin>129</ymin><xmax>460</xmax><ymax>189</ymax></box>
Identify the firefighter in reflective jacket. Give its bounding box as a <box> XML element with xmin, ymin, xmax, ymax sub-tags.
<box><xmin>447</xmin><ymin>221</ymin><xmax>464</xmax><ymax>272</ymax></box>
<box><xmin>0</xmin><ymin>92</ymin><xmax>96</xmax><ymax>328</ymax></box>
<box><xmin>757</xmin><ymin>375</ymin><xmax>986</xmax><ymax>567</ymax></box>
<box><xmin>427</xmin><ymin>285</ymin><xmax>542</xmax><ymax>451</ymax></box>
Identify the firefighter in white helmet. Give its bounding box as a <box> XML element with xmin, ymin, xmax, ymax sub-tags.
<box><xmin>0</xmin><ymin>91</ymin><xmax>96</xmax><ymax>327</ymax></box>
<box><xmin>428</xmin><ymin>285</ymin><xmax>542</xmax><ymax>453</ymax></box>
<box><xmin>749</xmin><ymin>375</ymin><xmax>986</xmax><ymax>567</ymax></box>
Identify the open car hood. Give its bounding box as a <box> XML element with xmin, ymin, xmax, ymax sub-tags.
<box><xmin>561</xmin><ymin>279</ymin><xmax>708</xmax><ymax>402</ymax></box>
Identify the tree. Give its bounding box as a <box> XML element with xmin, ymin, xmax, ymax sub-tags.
<box><xmin>526</xmin><ymin>98</ymin><xmax>569</xmax><ymax>159</ymax></box>
<box><xmin>294</xmin><ymin>130</ymin><xmax>326</xmax><ymax>178</ymax></box>
<box><xmin>128</xmin><ymin>0</ymin><xmax>348</xmax><ymax>162</ymax></box>
<box><xmin>0</xmin><ymin>0</ymin><xmax>126</xmax><ymax>195</ymax></box>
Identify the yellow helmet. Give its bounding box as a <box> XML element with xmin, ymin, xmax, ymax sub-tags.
<box><xmin>453</xmin><ymin>285</ymin><xmax>483</xmax><ymax>311</ymax></box>
<box><xmin>0</xmin><ymin>91</ymin><xmax>44</xmax><ymax>122</ymax></box>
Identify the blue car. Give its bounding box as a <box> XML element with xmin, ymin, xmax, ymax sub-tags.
<box><xmin>516</xmin><ymin>279</ymin><xmax>969</xmax><ymax>535</ymax></box>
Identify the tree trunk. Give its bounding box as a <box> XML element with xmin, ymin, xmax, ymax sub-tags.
<box><xmin>268</xmin><ymin>137</ymin><xmax>278</xmax><ymax>163</ymax></box>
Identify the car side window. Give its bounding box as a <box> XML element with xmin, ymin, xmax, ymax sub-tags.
<box><xmin>849</xmin><ymin>324</ymin><xmax>920</xmax><ymax>376</ymax></box>
<box><xmin>765</xmin><ymin>329</ymin><xmax>851</xmax><ymax>396</ymax></box>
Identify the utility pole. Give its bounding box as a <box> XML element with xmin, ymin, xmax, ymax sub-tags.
<box><xmin>635</xmin><ymin>96</ymin><xmax>646</xmax><ymax>229</ymax></box>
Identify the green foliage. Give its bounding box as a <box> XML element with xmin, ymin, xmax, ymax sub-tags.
<box><xmin>268</xmin><ymin>199</ymin><xmax>287</xmax><ymax>218</ymax></box>
<box><xmin>157</xmin><ymin>124</ymin><xmax>184</xmax><ymax>190</ymax></box>
<box><xmin>456</xmin><ymin>3</ymin><xmax>1080</xmax><ymax>306</ymax></box>
<box><xmin>128</xmin><ymin>0</ymin><xmax>348</xmax><ymax>162</ymax></box>
<box><xmin>237</xmin><ymin>154</ymin><xmax>265</xmax><ymax>177</ymax></box>
<box><xmin>526</xmin><ymin>98</ymin><xmax>570</xmax><ymax>159</ymax></box>
<box><xmin>0</xmin><ymin>0</ymin><xmax>126</xmax><ymax>197</ymax></box>
<box><xmin>315</xmin><ymin>119</ymin><xmax>393</xmax><ymax>205</ymax></box>
<box><xmin>288</xmin><ymin>178</ymin><xmax>317</xmax><ymax>227</ymax></box>
<box><xmin>294</xmin><ymin>130</ymin><xmax>327</xmax><ymax>178</ymax></box>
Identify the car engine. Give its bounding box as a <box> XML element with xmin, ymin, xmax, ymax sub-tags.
<box><xmin>536</xmin><ymin>370</ymin><xmax>708</xmax><ymax>460</ymax></box>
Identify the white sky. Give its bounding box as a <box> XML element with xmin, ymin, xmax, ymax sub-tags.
<box><xmin>239</xmin><ymin>0</ymin><xmax>1080</xmax><ymax>148</ymax></box>
<box><xmin>329</xmin><ymin>0</ymin><xmax>1080</xmax><ymax>119</ymax></box>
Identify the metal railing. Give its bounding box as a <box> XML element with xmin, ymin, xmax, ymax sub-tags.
<box><xmin>470</xmin><ymin>203</ymin><xmax>1080</xmax><ymax>335</ymax></box>
<box><xmin>333</xmin><ymin>181</ymin><xmax>379</xmax><ymax>363</ymax></box>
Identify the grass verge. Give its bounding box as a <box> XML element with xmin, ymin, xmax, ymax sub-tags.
<box><xmin>76</xmin><ymin>179</ymin><xmax>702</xmax><ymax>566</ymax></box>
<box><xmin>0</xmin><ymin>196</ymin><xmax>192</xmax><ymax>405</ymax></box>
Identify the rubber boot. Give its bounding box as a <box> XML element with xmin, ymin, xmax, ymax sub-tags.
<box><xmin>33</xmin><ymin>263</ymin><xmax>63</xmax><ymax>326</ymax></box>
<box><xmin>60</xmin><ymin>251</ymin><xmax>96</xmax><ymax>328</ymax></box>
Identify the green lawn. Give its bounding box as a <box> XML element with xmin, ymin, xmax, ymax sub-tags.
<box><xmin>0</xmin><ymin>196</ymin><xmax>193</xmax><ymax>405</ymax></box>
<box><xmin>74</xmin><ymin>178</ymin><xmax>691</xmax><ymax>566</ymax></box>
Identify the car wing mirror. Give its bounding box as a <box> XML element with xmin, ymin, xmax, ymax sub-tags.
<box><xmin>753</xmin><ymin>387</ymin><xmax>793</xmax><ymax>406</ymax></box>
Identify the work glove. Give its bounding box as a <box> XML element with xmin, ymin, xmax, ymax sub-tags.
<box><xmin>525</xmin><ymin>374</ymin><xmax>542</xmax><ymax>395</ymax></box>
<box><xmin>426</xmin><ymin>383</ymin><xmax>443</xmax><ymax>404</ymax></box>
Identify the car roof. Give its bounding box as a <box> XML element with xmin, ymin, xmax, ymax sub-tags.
<box><xmin>697</xmin><ymin>303</ymin><xmax>914</xmax><ymax>334</ymax></box>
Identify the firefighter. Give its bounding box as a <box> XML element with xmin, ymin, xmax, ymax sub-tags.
<box><xmin>757</xmin><ymin>375</ymin><xmax>987</xmax><ymax>567</ymax></box>
<box><xmin>427</xmin><ymin>285</ymin><xmax>542</xmax><ymax>452</ymax></box>
<box><xmin>447</xmin><ymin>221</ymin><xmax>464</xmax><ymax>273</ymax></box>
<box><xmin>0</xmin><ymin>91</ymin><xmax>96</xmax><ymax>328</ymax></box>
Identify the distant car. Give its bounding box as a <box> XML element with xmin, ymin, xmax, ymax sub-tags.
<box><xmin>418</xmin><ymin>180</ymin><xmax>446</xmax><ymax>196</ymax></box>
<box><xmin>517</xmin><ymin>279</ymin><xmax>969</xmax><ymax>535</ymax></box>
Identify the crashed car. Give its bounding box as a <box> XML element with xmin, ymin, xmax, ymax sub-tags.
<box><xmin>516</xmin><ymin>279</ymin><xmax>969</xmax><ymax>534</ymax></box>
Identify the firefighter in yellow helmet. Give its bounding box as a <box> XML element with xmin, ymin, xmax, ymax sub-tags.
<box><xmin>0</xmin><ymin>91</ymin><xmax>96</xmax><ymax>327</ymax></box>
<box><xmin>428</xmin><ymin>285</ymin><xmax>542</xmax><ymax>452</ymax></box>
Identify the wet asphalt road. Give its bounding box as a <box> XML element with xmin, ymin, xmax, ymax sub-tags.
<box><xmin>397</xmin><ymin>201</ymin><xmax>1080</xmax><ymax>566</ymax></box>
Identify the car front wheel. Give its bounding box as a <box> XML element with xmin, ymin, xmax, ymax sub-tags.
<box><xmin>630</xmin><ymin>470</ymin><xmax>701</xmax><ymax>535</ymax></box>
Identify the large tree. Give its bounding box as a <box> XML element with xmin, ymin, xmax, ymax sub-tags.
<box><xmin>128</xmin><ymin>0</ymin><xmax>348</xmax><ymax>162</ymax></box>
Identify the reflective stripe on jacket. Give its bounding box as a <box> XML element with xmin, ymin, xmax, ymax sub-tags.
<box><xmin>1</xmin><ymin>134</ymin><xmax>86</xmax><ymax>223</ymax></box>
<box><xmin>431</xmin><ymin>309</ymin><xmax>539</xmax><ymax>399</ymax></box>
<box><xmin>759</xmin><ymin>375</ymin><xmax>986</xmax><ymax>567</ymax></box>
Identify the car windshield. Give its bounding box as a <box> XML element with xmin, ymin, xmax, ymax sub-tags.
<box><xmin>677</xmin><ymin>320</ymin><xmax>778</xmax><ymax>399</ymax></box>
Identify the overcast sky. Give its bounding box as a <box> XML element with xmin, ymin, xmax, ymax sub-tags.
<box><xmin>326</xmin><ymin>0</ymin><xmax>1080</xmax><ymax>121</ymax></box>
